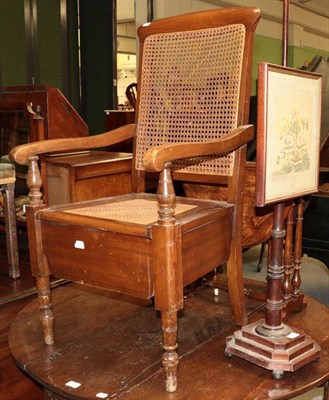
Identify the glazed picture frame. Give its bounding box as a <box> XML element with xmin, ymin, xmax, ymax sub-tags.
<box><xmin>256</xmin><ymin>62</ymin><xmax>322</xmax><ymax>207</ymax></box>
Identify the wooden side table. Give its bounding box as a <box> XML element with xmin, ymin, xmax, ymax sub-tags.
<box><xmin>8</xmin><ymin>284</ymin><xmax>329</xmax><ymax>399</ymax></box>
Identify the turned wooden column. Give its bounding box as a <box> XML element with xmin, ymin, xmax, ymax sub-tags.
<box><xmin>256</xmin><ymin>202</ymin><xmax>291</xmax><ymax>337</ymax></box>
<box><xmin>282</xmin><ymin>204</ymin><xmax>294</xmax><ymax>304</ymax></box>
<box><xmin>292</xmin><ymin>198</ymin><xmax>304</xmax><ymax>298</ymax></box>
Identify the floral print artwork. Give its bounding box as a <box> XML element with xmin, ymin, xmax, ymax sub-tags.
<box><xmin>274</xmin><ymin>111</ymin><xmax>311</xmax><ymax>176</ymax></box>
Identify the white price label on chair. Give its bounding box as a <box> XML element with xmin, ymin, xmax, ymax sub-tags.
<box><xmin>74</xmin><ymin>240</ymin><xmax>85</xmax><ymax>250</ymax></box>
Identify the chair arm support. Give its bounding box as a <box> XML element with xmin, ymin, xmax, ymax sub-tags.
<box><xmin>143</xmin><ymin>125</ymin><xmax>254</xmax><ymax>172</ymax></box>
<box><xmin>9</xmin><ymin>124</ymin><xmax>137</xmax><ymax>165</ymax></box>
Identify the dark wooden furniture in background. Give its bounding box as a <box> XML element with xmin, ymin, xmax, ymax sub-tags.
<box><xmin>104</xmin><ymin>109</ymin><xmax>135</xmax><ymax>153</ymax></box>
<box><xmin>0</xmin><ymin>101</ymin><xmax>39</xmax><ymax>197</ymax></box>
<box><xmin>45</xmin><ymin>151</ymin><xmax>132</xmax><ymax>206</ymax></box>
<box><xmin>1</xmin><ymin>85</ymin><xmax>89</xmax><ymax>140</ymax></box>
<box><xmin>125</xmin><ymin>82</ymin><xmax>138</xmax><ymax>109</ymax></box>
<box><xmin>0</xmin><ymin>163</ymin><xmax>19</xmax><ymax>278</ymax></box>
<box><xmin>0</xmin><ymin>86</ymin><xmax>133</xmax><ymax>208</ymax></box>
<box><xmin>0</xmin><ymin>102</ymin><xmax>39</xmax><ymax>263</ymax></box>
<box><xmin>10</xmin><ymin>7</ymin><xmax>260</xmax><ymax>393</ymax></box>
<box><xmin>0</xmin><ymin>102</ymin><xmax>35</xmax><ymax>156</ymax></box>
<box><xmin>1</xmin><ymin>85</ymin><xmax>89</xmax><ymax>204</ymax></box>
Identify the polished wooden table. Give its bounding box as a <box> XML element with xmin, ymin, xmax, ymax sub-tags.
<box><xmin>9</xmin><ymin>283</ymin><xmax>329</xmax><ymax>399</ymax></box>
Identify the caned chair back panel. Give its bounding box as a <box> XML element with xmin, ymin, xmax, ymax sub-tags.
<box><xmin>136</xmin><ymin>24</ymin><xmax>245</xmax><ymax>175</ymax></box>
<box><xmin>135</xmin><ymin>23</ymin><xmax>246</xmax><ymax>177</ymax></box>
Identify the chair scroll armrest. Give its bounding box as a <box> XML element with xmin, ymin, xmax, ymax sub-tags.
<box><xmin>143</xmin><ymin>125</ymin><xmax>254</xmax><ymax>172</ymax></box>
<box><xmin>9</xmin><ymin>124</ymin><xmax>137</xmax><ymax>165</ymax></box>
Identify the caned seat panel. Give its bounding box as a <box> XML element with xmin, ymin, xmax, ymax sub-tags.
<box><xmin>135</xmin><ymin>24</ymin><xmax>245</xmax><ymax>176</ymax></box>
<box><xmin>36</xmin><ymin>194</ymin><xmax>233</xmax><ymax>238</ymax></box>
<box><xmin>64</xmin><ymin>198</ymin><xmax>197</xmax><ymax>225</ymax></box>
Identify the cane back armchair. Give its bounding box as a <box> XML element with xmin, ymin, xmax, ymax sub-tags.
<box><xmin>10</xmin><ymin>7</ymin><xmax>260</xmax><ymax>392</ymax></box>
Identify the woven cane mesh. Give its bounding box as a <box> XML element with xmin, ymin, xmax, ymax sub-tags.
<box><xmin>64</xmin><ymin>199</ymin><xmax>196</xmax><ymax>225</ymax></box>
<box><xmin>135</xmin><ymin>24</ymin><xmax>246</xmax><ymax>176</ymax></box>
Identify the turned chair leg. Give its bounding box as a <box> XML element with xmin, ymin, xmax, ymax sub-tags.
<box><xmin>161</xmin><ymin>310</ymin><xmax>179</xmax><ymax>393</ymax></box>
<box><xmin>36</xmin><ymin>275</ymin><xmax>55</xmax><ymax>345</ymax></box>
<box><xmin>226</xmin><ymin>247</ymin><xmax>247</xmax><ymax>326</ymax></box>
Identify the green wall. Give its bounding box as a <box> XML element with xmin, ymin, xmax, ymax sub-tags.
<box><xmin>289</xmin><ymin>45</ymin><xmax>329</xmax><ymax>70</ymax></box>
<box><xmin>1</xmin><ymin>2</ymin><xmax>327</xmax><ymax>131</ymax></box>
<box><xmin>0</xmin><ymin>0</ymin><xmax>27</xmax><ymax>86</ymax></box>
<box><xmin>67</xmin><ymin>0</ymin><xmax>80</xmax><ymax>112</ymax></box>
<box><xmin>37</xmin><ymin>0</ymin><xmax>62</xmax><ymax>90</ymax></box>
<box><xmin>251</xmin><ymin>34</ymin><xmax>329</xmax><ymax>96</ymax></box>
<box><xmin>79</xmin><ymin>0</ymin><xmax>116</xmax><ymax>134</ymax></box>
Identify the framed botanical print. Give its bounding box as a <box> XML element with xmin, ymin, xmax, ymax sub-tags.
<box><xmin>256</xmin><ymin>62</ymin><xmax>322</xmax><ymax>207</ymax></box>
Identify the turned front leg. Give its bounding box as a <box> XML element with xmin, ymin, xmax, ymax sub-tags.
<box><xmin>36</xmin><ymin>275</ymin><xmax>54</xmax><ymax>345</ymax></box>
<box><xmin>161</xmin><ymin>311</ymin><xmax>179</xmax><ymax>393</ymax></box>
<box><xmin>23</xmin><ymin>153</ymin><xmax>54</xmax><ymax>344</ymax></box>
<box><xmin>153</xmin><ymin>163</ymin><xmax>183</xmax><ymax>392</ymax></box>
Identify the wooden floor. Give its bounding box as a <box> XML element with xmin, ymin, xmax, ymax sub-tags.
<box><xmin>1</xmin><ymin>233</ymin><xmax>328</xmax><ymax>400</ymax></box>
<box><xmin>0</xmin><ymin>234</ymin><xmax>44</xmax><ymax>399</ymax></box>
<box><xmin>0</xmin><ymin>232</ymin><xmax>62</xmax><ymax>399</ymax></box>
<box><xmin>0</xmin><ymin>231</ymin><xmax>34</xmax><ymax>305</ymax></box>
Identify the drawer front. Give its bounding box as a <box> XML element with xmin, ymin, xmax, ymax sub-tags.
<box><xmin>41</xmin><ymin>221</ymin><xmax>153</xmax><ymax>299</ymax></box>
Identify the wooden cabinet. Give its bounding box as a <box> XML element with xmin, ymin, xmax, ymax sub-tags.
<box><xmin>2</xmin><ymin>85</ymin><xmax>89</xmax><ymax>140</ymax></box>
<box><xmin>46</xmin><ymin>151</ymin><xmax>132</xmax><ymax>206</ymax></box>
<box><xmin>104</xmin><ymin>110</ymin><xmax>135</xmax><ymax>153</ymax></box>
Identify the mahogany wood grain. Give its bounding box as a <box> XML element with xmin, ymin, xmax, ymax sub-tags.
<box><xmin>10</xmin><ymin>124</ymin><xmax>136</xmax><ymax>165</ymax></box>
<box><xmin>45</xmin><ymin>151</ymin><xmax>133</xmax><ymax>205</ymax></box>
<box><xmin>143</xmin><ymin>126</ymin><xmax>253</xmax><ymax>172</ymax></box>
<box><xmin>2</xmin><ymin>85</ymin><xmax>88</xmax><ymax>140</ymax></box>
<box><xmin>104</xmin><ymin>110</ymin><xmax>135</xmax><ymax>153</ymax></box>
<box><xmin>35</xmin><ymin>194</ymin><xmax>233</xmax><ymax>299</ymax></box>
<box><xmin>0</xmin><ymin>295</ymin><xmax>44</xmax><ymax>400</ymax></box>
<box><xmin>183</xmin><ymin>162</ymin><xmax>293</xmax><ymax>249</ymax></box>
<box><xmin>265</xmin><ymin>202</ymin><xmax>286</xmax><ymax>329</ymax></box>
<box><xmin>8</xmin><ymin>284</ymin><xmax>329</xmax><ymax>400</ymax></box>
<box><xmin>0</xmin><ymin>244</ymin><xmax>43</xmax><ymax>399</ymax></box>
<box><xmin>282</xmin><ymin>205</ymin><xmax>294</xmax><ymax>304</ymax></box>
<box><xmin>0</xmin><ymin>235</ymin><xmax>63</xmax><ymax>305</ymax></box>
